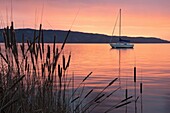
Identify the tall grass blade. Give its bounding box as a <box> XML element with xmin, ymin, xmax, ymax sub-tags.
<box><xmin>0</xmin><ymin>98</ymin><xmax>19</xmax><ymax>111</ymax></box>
<box><xmin>8</xmin><ymin>75</ymin><xmax>25</xmax><ymax>91</ymax></box>
<box><xmin>61</xmin><ymin>30</ymin><xmax>71</xmax><ymax>50</ymax></box>
<box><xmin>0</xmin><ymin>52</ymin><xmax>8</xmax><ymax>64</ymax></box>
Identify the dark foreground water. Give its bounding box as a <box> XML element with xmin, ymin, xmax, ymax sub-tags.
<box><xmin>62</xmin><ymin>44</ymin><xmax>170</xmax><ymax>113</ymax></box>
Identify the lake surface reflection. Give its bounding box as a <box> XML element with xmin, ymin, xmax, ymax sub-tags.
<box><xmin>1</xmin><ymin>43</ymin><xmax>169</xmax><ymax>113</ymax></box>
<box><xmin>62</xmin><ymin>44</ymin><xmax>170</xmax><ymax>113</ymax></box>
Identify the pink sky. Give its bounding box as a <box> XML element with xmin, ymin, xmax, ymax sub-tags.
<box><xmin>0</xmin><ymin>0</ymin><xmax>170</xmax><ymax>40</ymax></box>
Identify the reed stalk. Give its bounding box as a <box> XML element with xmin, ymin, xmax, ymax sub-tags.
<box><xmin>134</xmin><ymin>66</ymin><xmax>137</xmax><ymax>113</ymax></box>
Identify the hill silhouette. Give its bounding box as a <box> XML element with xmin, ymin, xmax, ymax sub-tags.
<box><xmin>0</xmin><ymin>29</ymin><xmax>169</xmax><ymax>43</ymax></box>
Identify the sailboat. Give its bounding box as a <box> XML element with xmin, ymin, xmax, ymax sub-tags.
<box><xmin>110</xmin><ymin>9</ymin><xmax>134</xmax><ymax>49</ymax></box>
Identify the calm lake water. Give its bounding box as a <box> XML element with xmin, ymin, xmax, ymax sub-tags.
<box><xmin>62</xmin><ymin>44</ymin><xmax>170</xmax><ymax>113</ymax></box>
<box><xmin>1</xmin><ymin>43</ymin><xmax>169</xmax><ymax>113</ymax></box>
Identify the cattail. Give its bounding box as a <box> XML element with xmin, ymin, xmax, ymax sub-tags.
<box><xmin>107</xmin><ymin>78</ymin><xmax>118</xmax><ymax>87</ymax></box>
<box><xmin>95</xmin><ymin>94</ymin><xmax>105</xmax><ymax>102</ymax></box>
<box><xmin>30</xmin><ymin>50</ymin><xmax>36</xmax><ymax>71</ymax></box>
<box><xmin>84</xmin><ymin>89</ymin><xmax>93</xmax><ymax>99</ymax></box>
<box><xmin>27</xmin><ymin>40</ymin><xmax>30</xmax><ymax>48</ymax></box>
<box><xmin>41</xmin><ymin>30</ymin><xmax>44</xmax><ymax>53</ymax></box>
<box><xmin>47</xmin><ymin>45</ymin><xmax>50</xmax><ymax>59</ymax></box>
<box><xmin>25</xmin><ymin>56</ymin><xmax>28</xmax><ymax>71</ymax></box>
<box><xmin>53</xmin><ymin>35</ymin><xmax>56</xmax><ymax>54</ymax></box>
<box><xmin>140</xmin><ymin>82</ymin><xmax>143</xmax><ymax>113</ymax></box>
<box><xmin>39</xmin><ymin>43</ymin><xmax>42</xmax><ymax>60</ymax></box>
<box><xmin>121</xmin><ymin>96</ymin><xmax>133</xmax><ymax>103</ymax></box>
<box><xmin>71</xmin><ymin>96</ymin><xmax>79</xmax><ymax>103</ymax></box>
<box><xmin>134</xmin><ymin>66</ymin><xmax>137</xmax><ymax>113</ymax></box>
<box><xmin>38</xmin><ymin>24</ymin><xmax>43</xmax><ymax>59</ymax></box>
<box><xmin>52</xmin><ymin>50</ymin><xmax>59</xmax><ymax>74</ymax></box>
<box><xmin>66</xmin><ymin>52</ymin><xmax>71</xmax><ymax>69</ymax></box>
<box><xmin>54</xmin><ymin>48</ymin><xmax>59</xmax><ymax>63</ymax></box>
<box><xmin>82</xmin><ymin>72</ymin><xmax>92</xmax><ymax>82</ymax></box>
<box><xmin>58</xmin><ymin>64</ymin><xmax>62</xmax><ymax>88</ymax></box>
<box><xmin>134</xmin><ymin>67</ymin><xmax>136</xmax><ymax>82</ymax></box>
<box><xmin>11</xmin><ymin>21</ymin><xmax>14</xmax><ymax>30</ymax></box>
<box><xmin>62</xmin><ymin>55</ymin><xmax>66</xmax><ymax>70</ymax></box>
<box><xmin>10</xmin><ymin>23</ymin><xmax>14</xmax><ymax>47</ymax></box>
<box><xmin>6</xmin><ymin>26</ymin><xmax>10</xmax><ymax>48</ymax></box>
<box><xmin>41</xmin><ymin>64</ymin><xmax>44</xmax><ymax>77</ymax></box>
<box><xmin>35</xmin><ymin>44</ymin><xmax>38</xmax><ymax>62</ymax></box>
<box><xmin>115</xmin><ymin>101</ymin><xmax>131</xmax><ymax>109</ymax></box>
<box><xmin>140</xmin><ymin>83</ymin><xmax>143</xmax><ymax>94</ymax></box>
<box><xmin>38</xmin><ymin>24</ymin><xmax>42</xmax><ymax>44</ymax></box>
<box><xmin>85</xmin><ymin>77</ymin><xmax>118</xmax><ymax>109</ymax></box>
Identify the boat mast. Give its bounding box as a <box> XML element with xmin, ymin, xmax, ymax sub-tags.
<box><xmin>119</xmin><ymin>9</ymin><xmax>121</xmax><ymax>38</ymax></box>
<box><xmin>118</xmin><ymin>9</ymin><xmax>121</xmax><ymax>86</ymax></box>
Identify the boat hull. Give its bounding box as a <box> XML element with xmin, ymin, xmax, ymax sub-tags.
<box><xmin>110</xmin><ymin>43</ymin><xmax>134</xmax><ymax>49</ymax></box>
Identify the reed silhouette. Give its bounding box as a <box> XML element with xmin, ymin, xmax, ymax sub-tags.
<box><xmin>0</xmin><ymin>22</ymin><xmax>138</xmax><ymax>113</ymax></box>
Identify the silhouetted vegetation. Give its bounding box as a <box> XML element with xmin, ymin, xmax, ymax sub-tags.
<box><xmin>0</xmin><ymin>22</ymin><xmax>139</xmax><ymax>113</ymax></box>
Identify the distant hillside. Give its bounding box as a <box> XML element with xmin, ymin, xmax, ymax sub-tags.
<box><xmin>0</xmin><ymin>29</ymin><xmax>169</xmax><ymax>43</ymax></box>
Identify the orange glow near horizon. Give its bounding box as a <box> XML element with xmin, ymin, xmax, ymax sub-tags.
<box><xmin>0</xmin><ymin>0</ymin><xmax>170</xmax><ymax>40</ymax></box>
